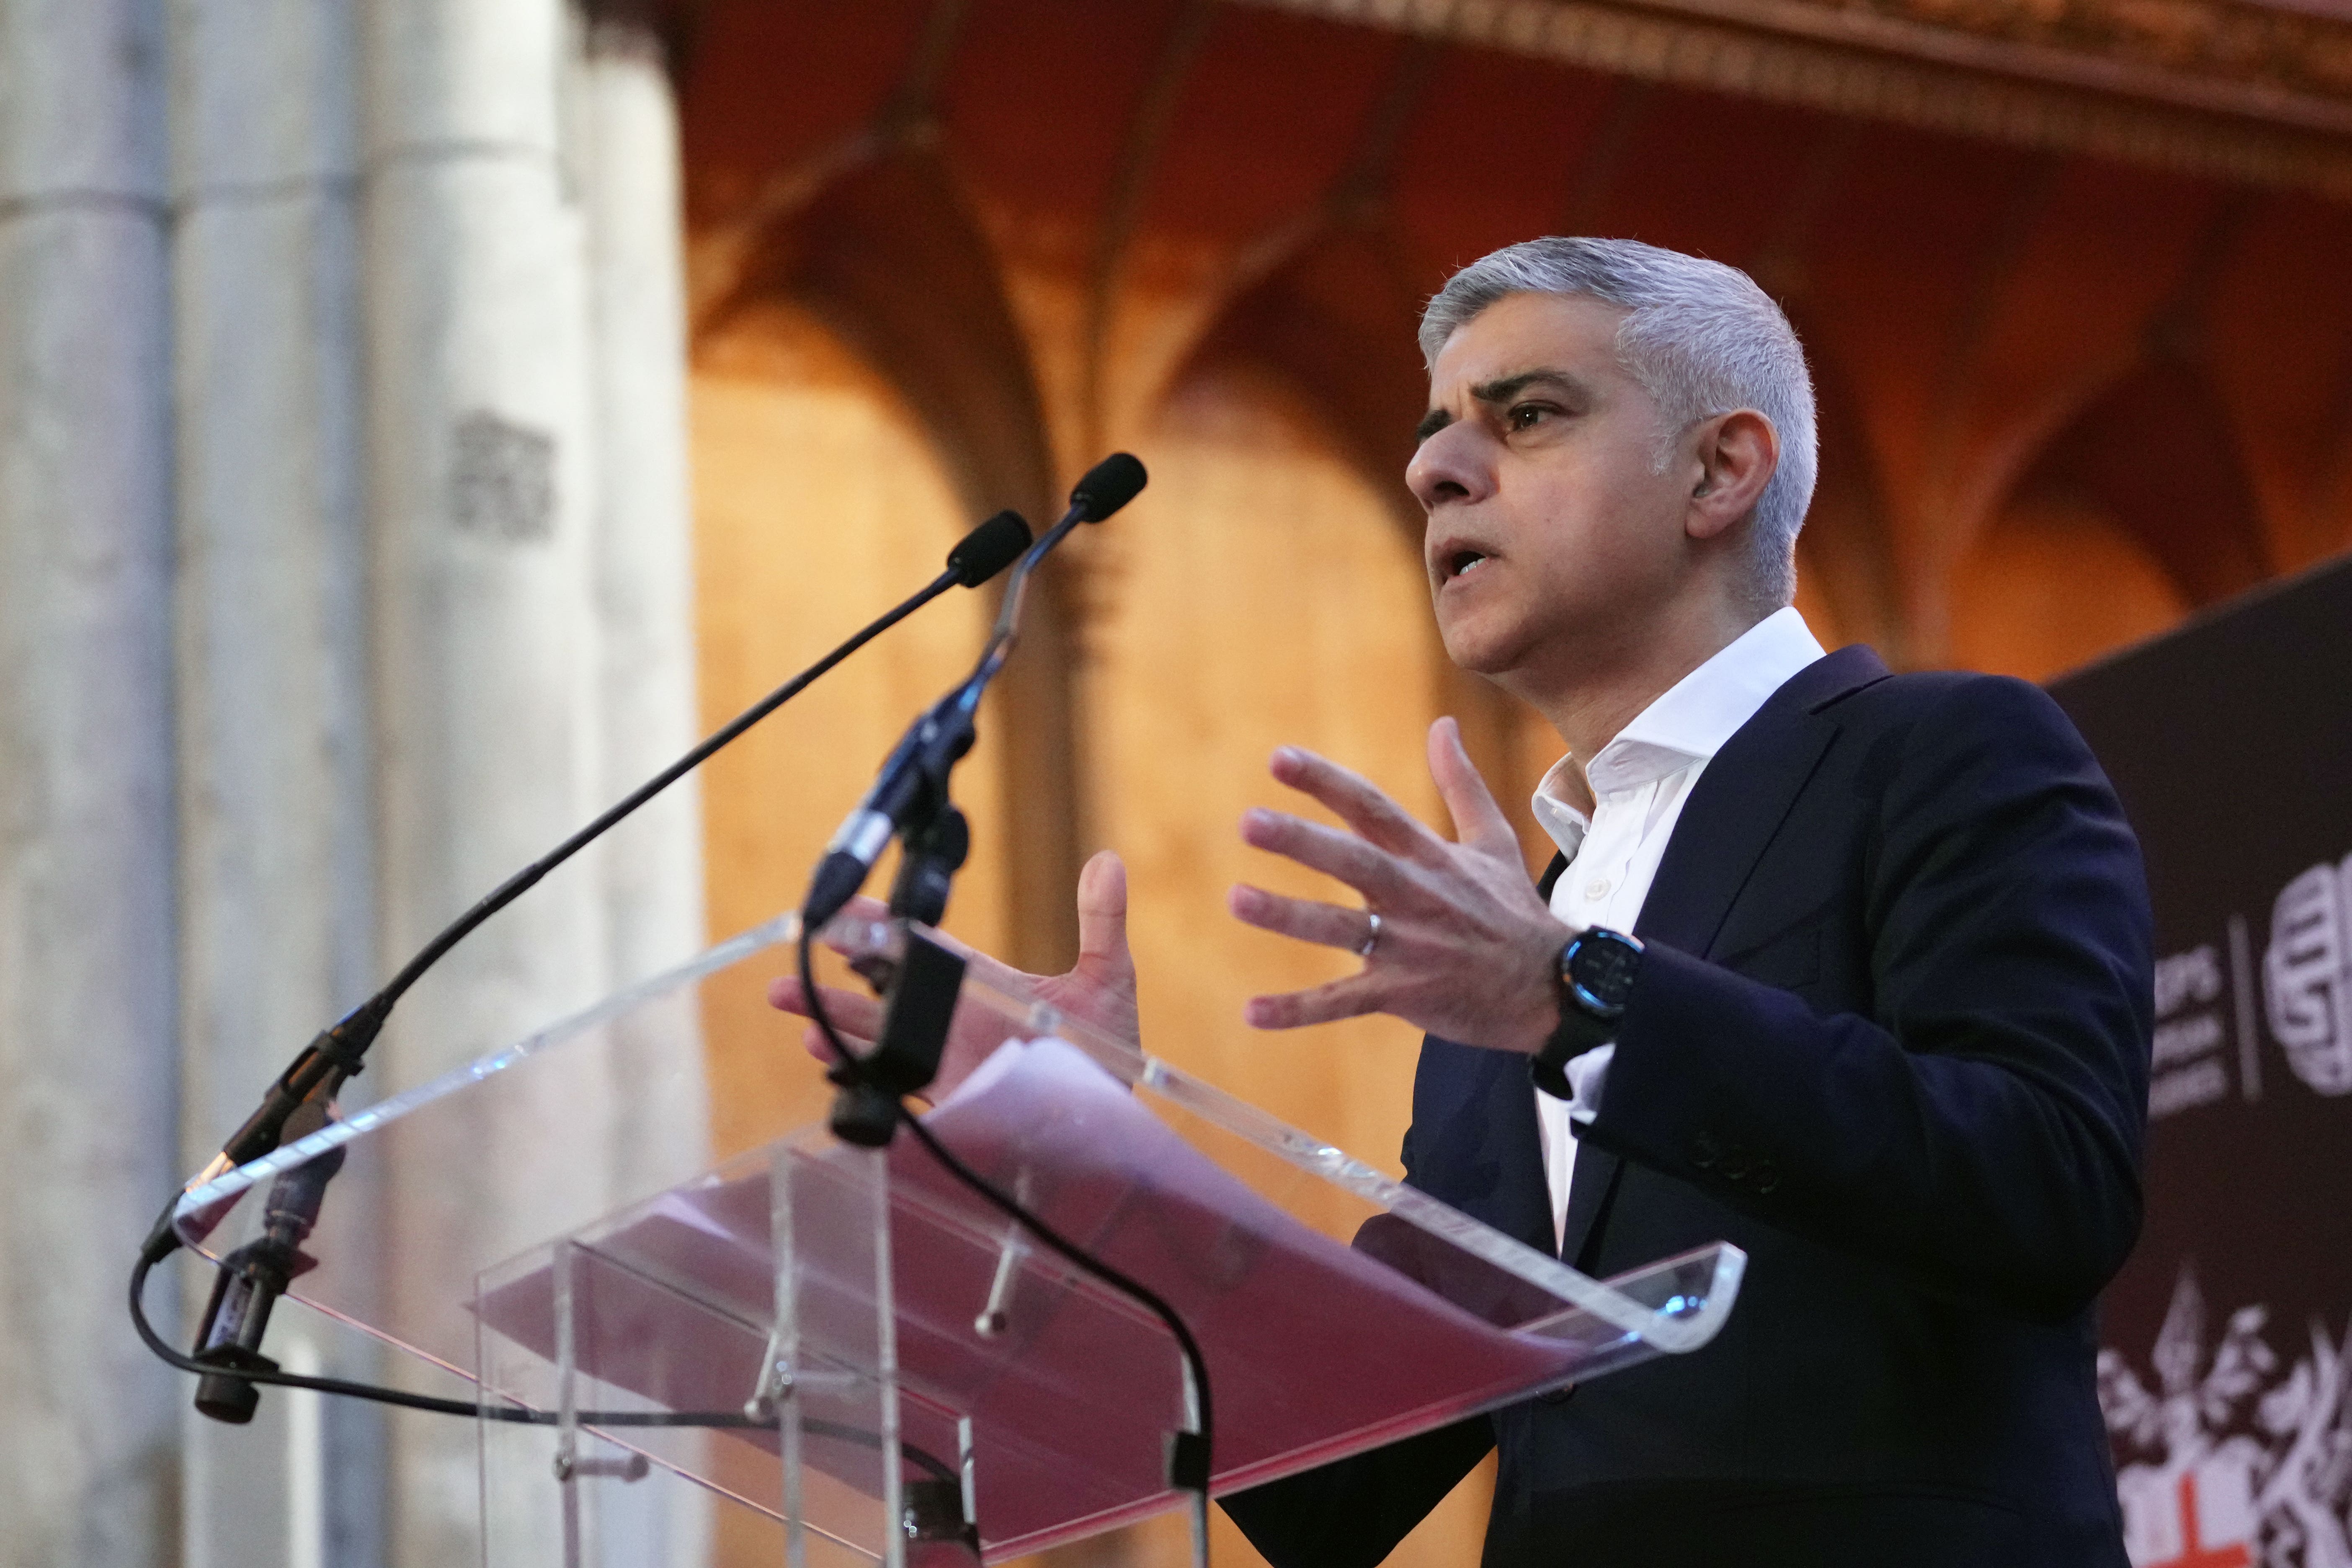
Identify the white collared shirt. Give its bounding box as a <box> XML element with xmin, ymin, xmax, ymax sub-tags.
<box><xmin>1530</xmin><ymin>606</ymin><xmax>1826</xmax><ymax>1252</ymax></box>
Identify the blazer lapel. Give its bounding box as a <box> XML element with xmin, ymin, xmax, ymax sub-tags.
<box><xmin>1485</xmin><ymin>1054</ymin><xmax>1555</xmax><ymax>1254</ymax></box>
<box><xmin>1632</xmin><ymin>644</ymin><xmax>1888</xmax><ymax>958</ymax></box>
<box><xmin>1482</xmin><ymin>851</ymin><xmax>1570</xmax><ymax>1257</ymax></box>
<box><xmin>1560</xmin><ymin>1140</ymin><xmax>1623</xmax><ymax>1270</ymax></box>
<box><xmin>1557</xmin><ymin>644</ymin><xmax>1890</xmax><ymax>1268</ymax></box>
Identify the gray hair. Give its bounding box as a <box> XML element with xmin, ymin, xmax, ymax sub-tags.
<box><xmin>1419</xmin><ymin>237</ymin><xmax>1817</xmax><ymax>611</ymax></box>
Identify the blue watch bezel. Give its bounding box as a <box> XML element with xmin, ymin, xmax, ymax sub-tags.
<box><xmin>1562</xmin><ymin>926</ymin><xmax>1645</xmax><ymax>1021</ymax></box>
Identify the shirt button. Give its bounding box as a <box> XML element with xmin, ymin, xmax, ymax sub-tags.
<box><xmin>1585</xmin><ymin>879</ymin><xmax>1611</xmax><ymax>900</ymax></box>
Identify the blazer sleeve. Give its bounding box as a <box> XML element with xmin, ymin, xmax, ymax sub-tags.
<box><xmin>1585</xmin><ymin>674</ymin><xmax>2153</xmax><ymax>1322</ymax></box>
<box><xmin>1219</xmin><ymin>1414</ymin><xmax>1493</xmax><ymax>1568</ymax></box>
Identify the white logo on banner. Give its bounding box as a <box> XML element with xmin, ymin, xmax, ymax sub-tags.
<box><xmin>2264</xmin><ymin>855</ymin><xmax>2352</xmax><ymax>1096</ymax></box>
<box><xmin>2102</xmin><ymin>1266</ymin><xmax>2352</xmax><ymax>1568</ymax></box>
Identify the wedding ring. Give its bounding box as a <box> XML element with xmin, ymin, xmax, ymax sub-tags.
<box><xmin>1356</xmin><ymin>910</ymin><xmax>1382</xmax><ymax>959</ymax></box>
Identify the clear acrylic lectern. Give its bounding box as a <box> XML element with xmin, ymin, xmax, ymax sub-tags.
<box><xmin>173</xmin><ymin>911</ymin><xmax>1744</xmax><ymax>1567</ymax></box>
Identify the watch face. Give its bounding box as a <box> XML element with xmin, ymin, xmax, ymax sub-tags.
<box><xmin>1569</xmin><ymin>930</ymin><xmax>1643</xmax><ymax>1013</ymax></box>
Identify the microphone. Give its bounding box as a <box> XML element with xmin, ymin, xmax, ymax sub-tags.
<box><xmin>947</xmin><ymin>508</ymin><xmax>1032</xmax><ymax>586</ymax></box>
<box><xmin>802</xmin><ymin>455</ymin><xmax>1147</xmax><ymax>930</ymax></box>
<box><xmin>190</xmin><ymin>1099</ymin><xmax>345</xmax><ymax>1423</ymax></box>
<box><xmin>162</xmin><ymin>508</ymin><xmax>1035</xmax><ymax>1224</ymax></box>
<box><xmin>1069</xmin><ymin>451</ymin><xmax>1147</xmax><ymax>522</ymax></box>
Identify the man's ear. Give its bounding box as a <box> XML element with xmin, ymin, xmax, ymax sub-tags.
<box><xmin>1684</xmin><ymin>409</ymin><xmax>1778</xmax><ymax>542</ymax></box>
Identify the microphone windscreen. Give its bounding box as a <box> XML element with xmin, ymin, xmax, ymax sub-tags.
<box><xmin>1070</xmin><ymin>452</ymin><xmax>1148</xmax><ymax>521</ymax></box>
<box><xmin>947</xmin><ymin>509</ymin><xmax>1033</xmax><ymax>586</ymax></box>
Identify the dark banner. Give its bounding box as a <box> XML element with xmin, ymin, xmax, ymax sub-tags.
<box><xmin>2051</xmin><ymin>555</ymin><xmax>2352</xmax><ymax>1568</ymax></box>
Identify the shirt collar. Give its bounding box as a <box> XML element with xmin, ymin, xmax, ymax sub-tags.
<box><xmin>1529</xmin><ymin>606</ymin><xmax>1828</xmax><ymax>859</ymax></box>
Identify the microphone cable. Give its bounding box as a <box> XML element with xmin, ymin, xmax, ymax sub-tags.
<box><xmin>795</xmin><ymin>928</ymin><xmax>1217</xmax><ymax>1508</ymax></box>
<box><xmin>791</xmin><ymin>452</ymin><xmax>1217</xmax><ymax>1524</ymax></box>
<box><xmin>123</xmin><ymin>1251</ymin><xmax>965</xmax><ymax>1485</ymax></box>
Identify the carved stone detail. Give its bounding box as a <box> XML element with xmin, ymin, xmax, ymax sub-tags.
<box><xmin>1230</xmin><ymin>0</ymin><xmax>2352</xmax><ymax>196</ymax></box>
<box><xmin>449</xmin><ymin>410</ymin><xmax>557</xmax><ymax>542</ymax></box>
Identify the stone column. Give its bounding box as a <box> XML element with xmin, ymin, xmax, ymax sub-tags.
<box><xmin>166</xmin><ymin>1</ymin><xmax>385</xmax><ymax>1564</ymax></box>
<box><xmin>357</xmin><ymin>2</ymin><xmax>634</xmax><ymax>1559</ymax></box>
<box><xmin>574</xmin><ymin>21</ymin><xmax>714</xmax><ymax>1561</ymax></box>
<box><xmin>577</xmin><ymin>8</ymin><xmax>710</xmax><ymax>1181</ymax></box>
<box><xmin>0</xmin><ymin>3</ymin><xmax>179</xmax><ymax>1566</ymax></box>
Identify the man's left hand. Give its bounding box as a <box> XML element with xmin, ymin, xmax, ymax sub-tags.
<box><xmin>1229</xmin><ymin>716</ymin><xmax>1569</xmax><ymax>1054</ymax></box>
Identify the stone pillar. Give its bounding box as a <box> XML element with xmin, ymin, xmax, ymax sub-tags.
<box><xmin>574</xmin><ymin>21</ymin><xmax>715</xmax><ymax>1561</ymax></box>
<box><xmin>356</xmin><ymin>1</ymin><xmax>647</xmax><ymax>1559</ymax></box>
<box><xmin>0</xmin><ymin>3</ymin><xmax>179</xmax><ymax>1566</ymax></box>
<box><xmin>165</xmin><ymin>1</ymin><xmax>385</xmax><ymax>1564</ymax></box>
<box><xmin>577</xmin><ymin>8</ymin><xmax>710</xmax><ymax>1182</ymax></box>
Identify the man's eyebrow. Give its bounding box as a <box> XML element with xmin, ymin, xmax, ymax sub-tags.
<box><xmin>1414</xmin><ymin>369</ymin><xmax>1585</xmax><ymax>445</ymax></box>
<box><xmin>1469</xmin><ymin>369</ymin><xmax>1581</xmax><ymax>406</ymax></box>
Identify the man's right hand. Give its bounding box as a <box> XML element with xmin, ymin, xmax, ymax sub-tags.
<box><xmin>766</xmin><ymin>848</ymin><xmax>1141</xmax><ymax>1103</ymax></box>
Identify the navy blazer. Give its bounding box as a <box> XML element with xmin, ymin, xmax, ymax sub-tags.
<box><xmin>1225</xmin><ymin>646</ymin><xmax>2153</xmax><ymax>1568</ymax></box>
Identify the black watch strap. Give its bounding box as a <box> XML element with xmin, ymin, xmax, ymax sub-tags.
<box><xmin>1530</xmin><ymin>927</ymin><xmax>1644</xmax><ymax>1101</ymax></box>
<box><xmin>1529</xmin><ymin>1004</ymin><xmax>1615</xmax><ymax>1099</ymax></box>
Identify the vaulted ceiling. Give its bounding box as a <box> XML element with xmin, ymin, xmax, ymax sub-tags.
<box><xmin>652</xmin><ymin>0</ymin><xmax>2352</xmax><ymax>665</ymax></box>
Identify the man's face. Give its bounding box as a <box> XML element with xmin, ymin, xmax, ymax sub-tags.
<box><xmin>1408</xmin><ymin>291</ymin><xmax>1692</xmax><ymax>684</ymax></box>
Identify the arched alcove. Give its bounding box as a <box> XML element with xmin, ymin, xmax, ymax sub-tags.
<box><xmin>1790</xmin><ymin>334</ymin><xmax>1904</xmax><ymax>660</ymax></box>
<box><xmin>689</xmin><ymin>299</ymin><xmax>1014</xmax><ymax>1159</ymax></box>
<box><xmin>1173</xmin><ymin>226</ymin><xmax>1575</xmax><ymax>874</ymax></box>
<box><xmin>1085</xmin><ymin>351</ymin><xmax>1499</xmax><ymax>1564</ymax></box>
<box><xmin>1183</xmin><ymin>224</ymin><xmax>1433</xmax><ymax>487</ymax></box>
<box><xmin>2024</xmin><ymin>356</ymin><xmax>2269</xmax><ymax>607</ymax></box>
<box><xmin>1948</xmin><ymin>494</ymin><xmax>2189</xmax><ymax>680</ymax></box>
<box><xmin>703</xmin><ymin>143</ymin><xmax>1087</xmax><ymax>970</ymax></box>
<box><xmin>1950</xmin><ymin>355</ymin><xmax>2264</xmax><ymax>679</ymax></box>
<box><xmin>1090</xmin><ymin>357</ymin><xmax>1441</xmax><ymax>1148</ymax></box>
<box><xmin>717</xmin><ymin>146</ymin><xmax>1056</xmax><ymax>518</ymax></box>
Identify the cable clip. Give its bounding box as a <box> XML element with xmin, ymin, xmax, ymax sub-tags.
<box><xmin>1165</xmin><ymin>1429</ymin><xmax>1211</xmax><ymax>1495</ymax></box>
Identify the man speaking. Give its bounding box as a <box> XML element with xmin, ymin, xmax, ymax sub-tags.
<box><xmin>1213</xmin><ymin>238</ymin><xmax>2154</xmax><ymax>1563</ymax></box>
<box><xmin>783</xmin><ymin>235</ymin><xmax>2154</xmax><ymax>1563</ymax></box>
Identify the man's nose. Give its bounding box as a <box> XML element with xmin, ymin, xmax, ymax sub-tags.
<box><xmin>1406</xmin><ymin>420</ymin><xmax>1496</xmax><ymax>511</ymax></box>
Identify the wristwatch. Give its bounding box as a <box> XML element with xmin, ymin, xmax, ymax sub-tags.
<box><xmin>1530</xmin><ymin>927</ymin><xmax>1645</xmax><ymax>1100</ymax></box>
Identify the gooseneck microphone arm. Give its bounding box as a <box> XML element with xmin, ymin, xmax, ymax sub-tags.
<box><xmin>150</xmin><ymin>506</ymin><xmax>1034</xmax><ymax>1248</ymax></box>
<box><xmin>802</xmin><ymin>454</ymin><xmax>1148</xmax><ymax>929</ymax></box>
<box><xmin>792</xmin><ymin>454</ymin><xmax>1216</xmax><ymax>1545</ymax></box>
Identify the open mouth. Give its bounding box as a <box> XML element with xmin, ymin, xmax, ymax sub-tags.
<box><xmin>1447</xmin><ymin>549</ymin><xmax>1491</xmax><ymax>580</ymax></box>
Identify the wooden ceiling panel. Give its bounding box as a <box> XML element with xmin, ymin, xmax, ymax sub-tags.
<box><xmin>677</xmin><ymin>0</ymin><xmax>937</xmax><ymax>222</ymax></box>
<box><xmin>1134</xmin><ymin>7</ymin><xmax>1413</xmax><ymax>250</ymax></box>
<box><xmin>1970</xmin><ymin>160</ymin><xmax>2224</xmax><ymax>391</ymax></box>
<box><xmin>2016</xmin><ymin>358</ymin><xmax>2270</xmax><ymax>603</ymax></box>
<box><xmin>2202</xmin><ymin>191</ymin><xmax>2352</xmax><ymax>560</ymax></box>
<box><xmin>671</xmin><ymin>0</ymin><xmax>2352</xmax><ymax>629</ymax></box>
<box><xmin>1194</xmin><ymin>231</ymin><xmax>1434</xmax><ymax>486</ymax></box>
<box><xmin>1225</xmin><ymin>0</ymin><xmax>2352</xmax><ymax>197</ymax></box>
<box><xmin>1936</xmin><ymin>161</ymin><xmax>2226</xmax><ymax>534</ymax></box>
<box><xmin>939</xmin><ymin>0</ymin><xmax>1190</xmax><ymax>240</ymax></box>
<box><xmin>2207</xmin><ymin>193</ymin><xmax>2352</xmax><ymax>447</ymax></box>
<box><xmin>1388</xmin><ymin>52</ymin><xmax>1623</xmax><ymax>277</ymax></box>
<box><xmin>1578</xmin><ymin>87</ymin><xmax>1829</xmax><ymax>265</ymax></box>
<box><xmin>1787</xmin><ymin>130</ymin><xmax>2043</xmax><ymax>510</ymax></box>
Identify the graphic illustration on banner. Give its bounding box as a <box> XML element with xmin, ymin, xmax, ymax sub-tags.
<box><xmin>2096</xmin><ymin>848</ymin><xmax>2352</xmax><ymax>1568</ymax></box>
<box><xmin>2267</xmin><ymin>855</ymin><xmax>2352</xmax><ymax>1097</ymax></box>
<box><xmin>2103</xmin><ymin>1266</ymin><xmax>2352</xmax><ymax>1568</ymax></box>
<box><xmin>2049</xmin><ymin>558</ymin><xmax>2352</xmax><ymax>1568</ymax></box>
